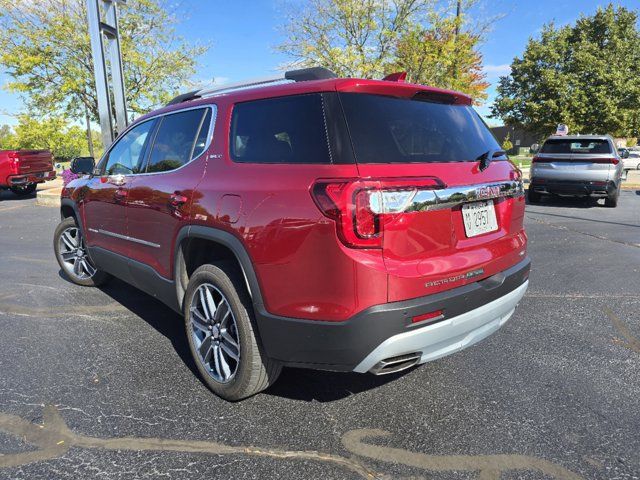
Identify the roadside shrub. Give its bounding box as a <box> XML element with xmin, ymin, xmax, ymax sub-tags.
<box><xmin>60</xmin><ymin>169</ymin><xmax>79</xmax><ymax>186</ymax></box>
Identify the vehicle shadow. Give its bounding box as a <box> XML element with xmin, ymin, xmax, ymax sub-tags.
<box><xmin>0</xmin><ymin>189</ymin><xmax>36</xmax><ymax>201</ymax></box>
<box><xmin>94</xmin><ymin>276</ymin><xmax>408</xmax><ymax>402</ymax></box>
<box><xmin>526</xmin><ymin>192</ymin><xmax>600</xmax><ymax>209</ymax></box>
<box><xmin>266</xmin><ymin>367</ymin><xmax>411</xmax><ymax>402</ymax></box>
<box><xmin>96</xmin><ymin>277</ymin><xmax>202</xmax><ymax>380</ymax></box>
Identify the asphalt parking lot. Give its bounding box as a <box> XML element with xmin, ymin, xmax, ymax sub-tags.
<box><xmin>1</xmin><ymin>188</ymin><xmax>639</xmax><ymax>480</ymax></box>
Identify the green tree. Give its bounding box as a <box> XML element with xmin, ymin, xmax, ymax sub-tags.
<box><xmin>12</xmin><ymin>115</ymin><xmax>95</xmax><ymax>161</ymax></box>
<box><xmin>278</xmin><ymin>0</ymin><xmax>491</xmax><ymax>102</ymax></box>
<box><xmin>491</xmin><ymin>4</ymin><xmax>640</xmax><ymax>137</ymax></box>
<box><xmin>0</xmin><ymin>124</ymin><xmax>15</xmax><ymax>149</ymax></box>
<box><xmin>0</xmin><ymin>0</ymin><xmax>208</xmax><ymax>131</ymax></box>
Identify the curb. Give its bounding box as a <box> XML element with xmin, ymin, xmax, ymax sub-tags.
<box><xmin>36</xmin><ymin>187</ymin><xmax>62</xmax><ymax>207</ymax></box>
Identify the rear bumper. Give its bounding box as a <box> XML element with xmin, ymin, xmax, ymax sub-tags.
<box><xmin>255</xmin><ymin>257</ymin><xmax>530</xmax><ymax>372</ymax></box>
<box><xmin>530</xmin><ymin>179</ymin><xmax>615</xmax><ymax>197</ymax></box>
<box><xmin>4</xmin><ymin>170</ymin><xmax>56</xmax><ymax>186</ymax></box>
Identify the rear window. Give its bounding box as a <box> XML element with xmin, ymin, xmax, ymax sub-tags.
<box><xmin>338</xmin><ymin>93</ymin><xmax>500</xmax><ymax>163</ymax></box>
<box><xmin>230</xmin><ymin>94</ymin><xmax>331</xmax><ymax>164</ymax></box>
<box><xmin>541</xmin><ymin>139</ymin><xmax>612</xmax><ymax>154</ymax></box>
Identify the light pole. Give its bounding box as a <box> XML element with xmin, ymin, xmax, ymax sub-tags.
<box><xmin>86</xmin><ymin>0</ymin><xmax>128</xmax><ymax>149</ymax></box>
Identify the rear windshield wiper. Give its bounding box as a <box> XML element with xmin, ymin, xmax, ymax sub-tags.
<box><xmin>476</xmin><ymin>149</ymin><xmax>506</xmax><ymax>172</ymax></box>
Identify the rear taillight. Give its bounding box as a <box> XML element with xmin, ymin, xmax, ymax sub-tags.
<box><xmin>312</xmin><ymin>177</ymin><xmax>444</xmax><ymax>249</ymax></box>
<box><xmin>8</xmin><ymin>152</ymin><xmax>19</xmax><ymax>174</ymax></box>
<box><xmin>591</xmin><ymin>157</ymin><xmax>619</xmax><ymax>165</ymax></box>
<box><xmin>531</xmin><ymin>156</ymin><xmax>540</xmax><ymax>164</ymax></box>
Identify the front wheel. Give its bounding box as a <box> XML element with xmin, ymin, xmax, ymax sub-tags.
<box><xmin>10</xmin><ymin>183</ymin><xmax>37</xmax><ymax>196</ymax></box>
<box><xmin>53</xmin><ymin>217</ymin><xmax>111</xmax><ymax>286</ymax></box>
<box><xmin>184</xmin><ymin>263</ymin><xmax>281</xmax><ymax>401</ymax></box>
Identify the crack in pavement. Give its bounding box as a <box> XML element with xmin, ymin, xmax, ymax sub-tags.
<box><xmin>527</xmin><ymin>215</ymin><xmax>640</xmax><ymax>249</ymax></box>
<box><xmin>0</xmin><ymin>302</ymin><xmax>128</xmax><ymax>318</ymax></box>
<box><xmin>0</xmin><ymin>406</ymin><xmax>583</xmax><ymax>479</ymax></box>
<box><xmin>343</xmin><ymin>430</ymin><xmax>583</xmax><ymax>480</ymax></box>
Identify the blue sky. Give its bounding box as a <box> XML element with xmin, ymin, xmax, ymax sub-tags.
<box><xmin>0</xmin><ymin>0</ymin><xmax>637</xmax><ymax>126</ymax></box>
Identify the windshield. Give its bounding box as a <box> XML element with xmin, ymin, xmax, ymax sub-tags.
<box><xmin>338</xmin><ymin>93</ymin><xmax>500</xmax><ymax>163</ymax></box>
<box><xmin>541</xmin><ymin>139</ymin><xmax>612</xmax><ymax>155</ymax></box>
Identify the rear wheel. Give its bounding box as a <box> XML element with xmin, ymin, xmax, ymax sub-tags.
<box><xmin>604</xmin><ymin>186</ymin><xmax>619</xmax><ymax>208</ymax></box>
<box><xmin>184</xmin><ymin>263</ymin><xmax>281</xmax><ymax>401</ymax></box>
<box><xmin>10</xmin><ymin>183</ymin><xmax>37</xmax><ymax>196</ymax></box>
<box><xmin>53</xmin><ymin>217</ymin><xmax>110</xmax><ymax>286</ymax></box>
<box><xmin>527</xmin><ymin>186</ymin><xmax>541</xmax><ymax>204</ymax></box>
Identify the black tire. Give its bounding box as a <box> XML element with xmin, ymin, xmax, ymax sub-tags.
<box><xmin>527</xmin><ymin>186</ymin><xmax>541</xmax><ymax>203</ymax></box>
<box><xmin>10</xmin><ymin>183</ymin><xmax>37</xmax><ymax>196</ymax></box>
<box><xmin>183</xmin><ymin>262</ymin><xmax>281</xmax><ymax>401</ymax></box>
<box><xmin>604</xmin><ymin>186</ymin><xmax>619</xmax><ymax>208</ymax></box>
<box><xmin>53</xmin><ymin>216</ymin><xmax>111</xmax><ymax>287</ymax></box>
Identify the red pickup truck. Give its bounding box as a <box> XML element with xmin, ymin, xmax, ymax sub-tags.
<box><xmin>0</xmin><ymin>150</ymin><xmax>56</xmax><ymax>196</ymax></box>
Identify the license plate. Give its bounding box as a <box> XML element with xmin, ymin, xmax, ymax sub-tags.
<box><xmin>462</xmin><ymin>200</ymin><xmax>498</xmax><ymax>238</ymax></box>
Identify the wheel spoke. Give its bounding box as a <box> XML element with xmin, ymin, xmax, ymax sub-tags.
<box><xmin>221</xmin><ymin>330</ymin><xmax>239</xmax><ymax>350</ymax></box>
<box><xmin>217</xmin><ymin>345</ymin><xmax>231</xmax><ymax>379</ymax></box>
<box><xmin>199</xmin><ymin>335</ymin><xmax>212</xmax><ymax>361</ymax></box>
<box><xmin>61</xmin><ymin>232</ymin><xmax>76</xmax><ymax>250</ymax></box>
<box><xmin>198</xmin><ymin>287</ymin><xmax>211</xmax><ymax>319</ymax></box>
<box><xmin>61</xmin><ymin>251</ymin><xmax>76</xmax><ymax>261</ymax></box>
<box><xmin>220</xmin><ymin>340</ymin><xmax>239</xmax><ymax>362</ymax></box>
<box><xmin>81</xmin><ymin>259</ymin><xmax>95</xmax><ymax>277</ymax></box>
<box><xmin>212</xmin><ymin>344</ymin><xmax>223</xmax><ymax>379</ymax></box>
<box><xmin>204</xmin><ymin>287</ymin><xmax>217</xmax><ymax>319</ymax></box>
<box><xmin>190</xmin><ymin>308</ymin><xmax>209</xmax><ymax>332</ymax></box>
<box><xmin>73</xmin><ymin>258</ymin><xmax>82</xmax><ymax>276</ymax></box>
<box><xmin>214</xmin><ymin>301</ymin><xmax>230</xmax><ymax>324</ymax></box>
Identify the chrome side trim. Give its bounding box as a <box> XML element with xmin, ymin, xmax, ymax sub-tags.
<box><xmin>97</xmin><ymin>229</ymin><xmax>160</xmax><ymax>248</ymax></box>
<box><xmin>407</xmin><ymin>180</ymin><xmax>524</xmax><ymax>212</ymax></box>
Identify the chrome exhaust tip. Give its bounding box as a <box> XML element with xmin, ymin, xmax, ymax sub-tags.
<box><xmin>369</xmin><ymin>353</ymin><xmax>421</xmax><ymax>375</ymax></box>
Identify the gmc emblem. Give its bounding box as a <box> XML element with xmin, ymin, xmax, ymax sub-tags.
<box><xmin>476</xmin><ymin>185</ymin><xmax>500</xmax><ymax>199</ymax></box>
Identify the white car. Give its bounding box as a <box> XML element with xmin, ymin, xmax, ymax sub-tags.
<box><xmin>623</xmin><ymin>150</ymin><xmax>640</xmax><ymax>170</ymax></box>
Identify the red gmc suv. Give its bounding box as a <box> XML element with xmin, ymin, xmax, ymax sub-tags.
<box><xmin>54</xmin><ymin>68</ymin><xmax>529</xmax><ymax>401</ymax></box>
<box><xmin>0</xmin><ymin>150</ymin><xmax>56</xmax><ymax>196</ymax></box>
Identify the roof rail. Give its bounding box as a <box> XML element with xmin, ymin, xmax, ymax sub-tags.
<box><xmin>165</xmin><ymin>67</ymin><xmax>337</xmax><ymax>106</ymax></box>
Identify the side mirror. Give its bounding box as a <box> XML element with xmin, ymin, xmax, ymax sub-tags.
<box><xmin>70</xmin><ymin>157</ymin><xmax>95</xmax><ymax>175</ymax></box>
<box><xmin>530</xmin><ymin>144</ymin><xmax>540</xmax><ymax>154</ymax></box>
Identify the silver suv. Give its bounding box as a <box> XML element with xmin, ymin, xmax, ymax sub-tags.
<box><xmin>529</xmin><ymin>135</ymin><xmax>624</xmax><ymax>207</ymax></box>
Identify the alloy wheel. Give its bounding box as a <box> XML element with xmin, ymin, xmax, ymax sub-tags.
<box><xmin>190</xmin><ymin>283</ymin><xmax>241</xmax><ymax>383</ymax></box>
<box><xmin>58</xmin><ymin>227</ymin><xmax>97</xmax><ymax>280</ymax></box>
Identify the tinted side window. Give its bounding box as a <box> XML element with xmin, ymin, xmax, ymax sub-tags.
<box><xmin>146</xmin><ymin>109</ymin><xmax>207</xmax><ymax>173</ymax></box>
<box><xmin>230</xmin><ymin>94</ymin><xmax>331</xmax><ymax>164</ymax></box>
<box><xmin>103</xmin><ymin>120</ymin><xmax>155</xmax><ymax>175</ymax></box>
<box><xmin>192</xmin><ymin>109</ymin><xmax>213</xmax><ymax>160</ymax></box>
